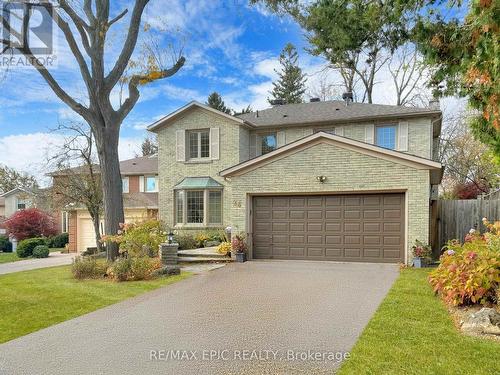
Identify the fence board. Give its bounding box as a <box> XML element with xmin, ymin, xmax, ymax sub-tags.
<box><xmin>435</xmin><ymin>198</ymin><xmax>500</xmax><ymax>251</ymax></box>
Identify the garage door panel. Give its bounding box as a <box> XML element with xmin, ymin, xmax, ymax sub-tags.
<box><xmin>253</xmin><ymin>193</ymin><xmax>404</xmax><ymax>263</ymax></box>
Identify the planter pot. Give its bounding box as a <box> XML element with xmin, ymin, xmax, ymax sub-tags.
<box><xmin>413</xmin><ymin>257</ymin><xmax>424</xmax><ymax>268</ymax></box>
<box><xmin>235</xmin><ymin>252</ymin><xmax>247</xmax><ymax>263</ymax></box>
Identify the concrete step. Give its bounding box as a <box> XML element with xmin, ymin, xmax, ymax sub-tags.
<box><xmin>178</xmin><ymin>256</ymin><xmax>233</xmax><ymax>264</ymax></box>
<box><xmin>178</xmin><ymin>247</ymin><xmax>228</xmax><ymax>258</ymax></box>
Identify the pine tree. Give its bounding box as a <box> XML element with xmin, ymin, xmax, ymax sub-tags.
<box><xmin>233</xmin><ymin>105</ymin><xmax>253</xmax><ymax>116</ymax></box>
<box><xmin>269</xmin><ymin>43</ymin><xmax>307</xmax><ymax>105</ymax></box>
<box><xmin>138</xmin><ymin>136</ymin><xmax>158</xmax><ymax>156</ymax></box>
<box><xmin>206</xmin><ymin>92</ymin><xmax>232</xmax><ymax>114</ymax></box>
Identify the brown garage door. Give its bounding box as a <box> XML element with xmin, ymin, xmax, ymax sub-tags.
<box><xmin>252</xmin><ymin>193</ymin><xmax>405</xmax><ymax>263</ymax></box>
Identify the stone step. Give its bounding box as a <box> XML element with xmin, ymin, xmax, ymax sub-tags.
<box><xmin>178</xmin><ymin>248</ymin><xmax>228</xmax><ymax>258</ymax></box>
<box><xmin>178</xmin><ymin>256</ymin><xmax>233</xmax><ymax>264</ymax></box>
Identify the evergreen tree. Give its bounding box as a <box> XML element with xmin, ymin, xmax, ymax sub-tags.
<box><xmin>206</xmin><ymin>92</ymin><xmax>232</xmax><ymax>114</ymax></box>
<box><xmin>139</xmin><ymin>136</ymin><xmax>158</xmax><ymax>156</ymax></box>
<box><xmin>269</xmin><ymin>43</ymin><xmax>307</xmax><ymax>104</ymax></box>
<box><xmin>233</xmin><ymin>105</ymin><xmax>253</xmax><ymax>116</ymax></box>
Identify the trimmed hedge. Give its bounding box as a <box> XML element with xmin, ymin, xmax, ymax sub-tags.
<box><xmin>0</xmin><ymin>235</ymin><xmax>13</xmax><ymax>253</ymax></box>
<box><xmin>32</xmin><ymin>245</ymin><xmax>50</xmax><ymax>258</ymax></box>
<box><xmin>16</xmin><ymin>238</ymin><xmax>47</xmax><ymax>258</ymax></box>
<box><xmin>47</xmin><ymin>233</ymin><xmax>69</xmax><ymax>248</ymax></box>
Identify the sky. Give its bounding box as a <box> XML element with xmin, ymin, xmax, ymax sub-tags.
<box><xmin>0</xmin><ymin>0</ymin><xmax>466</xmax><ymax>185</ymax></box>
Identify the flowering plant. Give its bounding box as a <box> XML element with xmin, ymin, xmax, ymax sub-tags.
<box><xmin>231</xmin><ymin>233</ymin><xmax>248</xmax><ymax>254</ymax></box>
<box><xmin>411</xmin><ymin>240</ymin><xmax>432</xmax><ymax>259</ymax></box>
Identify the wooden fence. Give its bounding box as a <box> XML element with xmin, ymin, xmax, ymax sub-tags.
<box><xmin>432</xmin><ymin>198</ymin><xmax>500</xmax><ymax>251</ymax></box>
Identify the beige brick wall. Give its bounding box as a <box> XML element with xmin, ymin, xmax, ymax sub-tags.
<box><xmin>156</xmin><ymin>108</ymin><xmax>246</xmax><ymax>230</ymax></box>
<box><xmin>228</xmin><ymin>142</ymin><xmax>431</xmax><ymax>263</ymax></box>
<box><xmin>251</xmin><ymin>117</ymin><xmax>433</xmax><ymax>159</ymax></box>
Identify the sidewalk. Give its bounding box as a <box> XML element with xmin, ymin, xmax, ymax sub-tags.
<box><xmin>0</xmin><ymin>252</ymin><xmax>75</xmax><ymax>275</ymax></box>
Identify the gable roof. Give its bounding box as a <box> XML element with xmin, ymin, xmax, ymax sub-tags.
<box><xmin>1</xmin><ymin>187</ymin><xmax>32</xmax><ymax>197</ymax></box>
<box><xmin>220</xmin><ymin>131</ymin><xmax>442</xmax><ymax>178</ymax></box>
<box><xmin>48</xmin><ymin>155</ymin><xmax>158</xmax><ymax>177</ymax></box>
<box><xmin>147</xmin><ymin>101</ymin><xmax>253</xmax><ymax>132</ymax></box>
<box><xmin>236</xmin><ymin>100</ymin><xmax>441</xmax><ymax>128</ymax></box>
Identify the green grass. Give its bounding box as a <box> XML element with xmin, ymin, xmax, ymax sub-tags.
<box><xmin>0</xmin><ymin>266</ymin><xmax>190</xmax><ymax>343</ymax></box>
<box><xmin>339</xmin><ymin>268</ymin><xmax>500</xmax><ymax>375</ymax></box>
<box><xmin>0</xmin><ymin>252</ymin><xmax>22</xmax><ymax>264</ymax></box>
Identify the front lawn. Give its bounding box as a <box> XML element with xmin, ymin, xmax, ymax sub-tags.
<box><xmin>0</xmin><ymin>252</ymin><xmax>22</xmax><ymax>264</ymax></box>
<box><xmin>339</xmin><ymin>268</ymin><xmax>500</xmax><ymax>375</ymax></box>
<box><xmin>0</xmin><ymin>265</ymin><xmax>190</xmax><ymax>343</ymax></box>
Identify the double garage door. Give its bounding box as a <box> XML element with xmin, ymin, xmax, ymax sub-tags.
<box><xmin>252</xmin><ymin>193</ymin><xmax>405</xmax><ymax>263</ymax></box>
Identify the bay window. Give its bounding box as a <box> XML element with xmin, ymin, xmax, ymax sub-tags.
<box><xmin>175</xmin><ymin>189</ymin><xmax>222</xmax><ymax>226</ymax></box>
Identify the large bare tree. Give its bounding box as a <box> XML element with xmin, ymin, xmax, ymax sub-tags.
<box><xmin>49</xmin><ymin>122</ymin><xmax>104</xmax><ymax>252</ymax></box>
<box><xmin>0</xmin><ymin>1</ymin><xmax>185</xmax><ymax>259</ymax></box>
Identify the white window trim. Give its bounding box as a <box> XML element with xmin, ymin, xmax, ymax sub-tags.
<box><xmin>375</xmin><ymin>124</ymin><xmax>398</xmax><ymax>150</ymax></box>
<box><xmin>61</xmin><ymin>211</ymin><xmax>69</xmax><ymax>233</ymax></box>
<box><xmin>187</xmin><ymin>129</ymin><xmax>211</xmax><ymax>161</ymax></box>
<box><xmin>144</xmin><ymin>175</ymin><xmax>158</xmax><ymax>193</ymax></box>
<box><xmin>122</xmin><ymin>177</ymin><xmax>129</xmax><ymax>193</ymax></box>
<box><xmin>174</xmin><ymin>189</ymin><xmax>223</xmax><ymax>226</ymax></box>
<box><xmin>259</xmin><ymin>132</ymin><xmax>277</xmax><ymax>155</ymax></box>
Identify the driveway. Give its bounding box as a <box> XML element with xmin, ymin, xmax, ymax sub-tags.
<box><xmin>0</xmin><ymin>252</ymin><xmax>75</xmax><ymax>275</ymax></box>
<box><xmin>0</xmin><ymin>261</ymin><xmax>398</xmax><ymax>374</ymax></box>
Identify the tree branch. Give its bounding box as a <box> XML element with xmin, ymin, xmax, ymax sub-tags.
<box><xmin>105</xmin><ymin>0</ymin><xmax>149</xmax><ymax>90</ymax></box>
<box><xmin>108</xmin><ymin>9</ymin><xmax>128</xmax><ymax>27</ymax></box>
<box><xmin>58</xmin><ymin>1</ymin><xmax>93</xmax><ymax>57</ymax></box>
<box><xmin>117</xmin><ymin>56</ymin><xmax>185</xmax><ymax>121</ymax></box>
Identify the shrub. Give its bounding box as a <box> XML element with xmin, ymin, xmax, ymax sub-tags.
<box><xmin>411</xmin><ymin>240</ymin><xmax>432</xmax><ymax>259</ymax></box>
<box><xmin>16</xmin><ymin>238</ymin><xmax>46</xmax><ymax>258</ymax></box>
<box><xmin>103</xmin><ymin>220</ymin><xmax>166</xmax><ymax>257</ymax></box>
<box><xmin>231</xmin><ymin>233</ymin><xmax>248</xmax><ymax>254</ymax></box>
<box><xmin>429</xmin><ymin>236</ymin><xmax>500</xmax><ymax>306</ymax></box>
<box><xmin>194</xmin><ymin>232</ymin><xmax>210</xmax><ymax>247</ymax></box>
<box><xmin>108</xmin><ymin>258</ymin><xmax>131</xmax><ymax>281</ymax></box>
<box><xmin>107</xmin><ymin>256</ymin><xmax>160</xmax><ymax>282</ymax></box>
<box><xmin>5</xmin><ymin>208</ymin><xmax>57</xmax><ymax>240</ymax></box>
<box><xmin>216</xmin><ymin>242</ymin><xmax>231</xmax><ymax>255</ymax></box>
<box><xmin>71</xmin><ymin>256</ymin><xmax>108</xmax><ymax>280</ymax></box>
<box><xmin>32</xmin><ymin>245</ymin><xmax>49</xmax><ymax>258</ymax></box>
<box><xmin>129</xmin><ymin>257</ymin><xmax>161</xmax><ymax>281</ymax></box>
<box><xmin>48</xmin><ymin>233</ymin><xmax>69</xmax><ymax>248</ymax></box>
<box><xmin>175</xmin><ymin>233</ymin><xmax>197</xmax><ymax>250</ymax></box>
<box><xmin>0</xmin><ymin>235</ymin><xmax>12</xmax><ymax>252</ymax></box>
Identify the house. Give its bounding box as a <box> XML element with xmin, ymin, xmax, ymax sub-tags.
<box><xmin>50</xmin><ymin>155</ymin><xmax>159</xmax><ymax>252</ymax></box>
<box><xmin>148</xmin><ymin>99</ymin><xmax>443</xmax><ymax>264</ymax></box>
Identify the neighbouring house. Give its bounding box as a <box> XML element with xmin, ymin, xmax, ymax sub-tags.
<box><xmin>49</xmin><ymin>155</ymin><xmax>159</xmax><ymax>252</ymax></box>
<box><xmin>0</xmin><ymin>187</ymin><xmax>37</xmax><ymax>235</ymax></box>
<box><xmin>148</xmin><ymin>98</ymin><xmax>443</xmax><ymax>264</ymax></box>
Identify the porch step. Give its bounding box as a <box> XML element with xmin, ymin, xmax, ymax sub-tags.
<box><xmin>178</xmin><ymin>256</ymin><xmax>233</xmax><ymax>264</ymax></box>
<box><xmin>178</xmin><ymin>247</ymin><xmax>227</xmax><ymax>258</ymax></box>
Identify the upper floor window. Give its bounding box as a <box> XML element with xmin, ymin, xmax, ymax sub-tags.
<box><xmin>16</xmin><ymin>198</ymin><xmax>29</xmax><ymax>210</ymax></box>
<box><xmin>376</xmin><ymin>125</ymin><xmax>397</xmax><ymax>150</ymax></box>
<box><xmin>261</xmin><ymin>133</ymin><xmax>277</xmax><ymax>155</ymax></box>
<box><xmin>145</xmin><ymin>175</ymin><xmax>158</xmax><ymax>192</ymax></box>
<box><xmin>188</xmin><ymin>129</ymin><xmax>210</xmax><ymax>160</ymax></box>
<box><xmin>122</xmin><ymin>177</ymin><xmax>129</xmax><ymax>193</ymax></box>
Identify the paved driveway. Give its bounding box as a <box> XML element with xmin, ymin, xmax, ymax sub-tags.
<box><xmin>0</xmin><ymin>252</ymin><xmax>75</xmax><ymax>275</ymax></box>
<box><xmin>0</xmin><ymin>261</ymin><xmax>398</xmax><ymax>374</ymax></box>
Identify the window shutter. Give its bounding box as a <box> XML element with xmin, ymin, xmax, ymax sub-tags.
<box><xmin>249</xmin><ymin>133</ymin><xmax>257</xmax><ymax>158</ymax></box>
<box><xmin>139</xmin><ymin>176</ymin><xmax>144</xmax><ymax>192</ymax></box>
<box><xmin>334</xmin><ymin>127</ymin><xmax>344</xmax><ymax>137</ymax></box>
<box><xmin>365</xmin><ymin>124</ymin><xmax>375</xmax><ymax>144</ymax></box>
<box><xmin>398</xmin><ymin>121</ymin><xmax>409</xmax><ymax>151</ymax></box>
<box><xmin>176</xmin><ymin>129</ymin><xmax>185</xmax><ymax>161</ymax></box>
<box><xmin>276</xmin><ymin>131</ymin><xmax>286</xmax><ymax>147</ymax></box>
<box><xmin>210</xmin><ymin>128</ymin><xmax>220</xmax><ymax>160</ymax></box>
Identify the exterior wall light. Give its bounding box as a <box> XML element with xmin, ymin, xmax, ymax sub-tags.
<box><xmin>316</xmin><ymin>176</ymin><xmax>327</xmax><ymax>183</ymax></box>
<box><xmin>167</xmin><ymin>231</ymin><xmax>174</xmax><ymax>244</ymax></box>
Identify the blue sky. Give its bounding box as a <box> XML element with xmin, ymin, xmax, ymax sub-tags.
<box><xmin>0</xmin><ymin>0</ymin><xmax>465</xmax><ymax>183</ymax></box>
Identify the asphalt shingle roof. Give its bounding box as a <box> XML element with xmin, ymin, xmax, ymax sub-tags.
<box><xmin>237</xmin><ymin>100</ymin><xmax>440</xmax><ymax>127</ymax></box>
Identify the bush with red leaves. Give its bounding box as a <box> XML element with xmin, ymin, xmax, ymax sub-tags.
<box><xmin>5</xmin><ymin>208</ymin><xmax>57</xmax><ymax>240</ymax></box>
<box><xmin>453</xmin><ymin>181</ymin><xmax>489</xmax><ymax>199</ymax></box>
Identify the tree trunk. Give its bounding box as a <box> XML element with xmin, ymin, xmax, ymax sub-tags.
<box><xmin>90</xmin><ymin>210</ymin><xmax>103</xmax><ymax>252</ymax></box>
<box><xmin>95</xmin><ymin>126</ymin><xmax>124</xmax><ymax>261</ymax></box>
